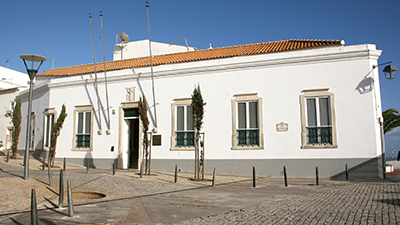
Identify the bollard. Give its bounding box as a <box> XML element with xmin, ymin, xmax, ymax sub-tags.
<box><xmin>316</xmin><ymin>167</ymin><xmax>319</xmax><ymax>186</ymax></box>
<box><xmin>140</xmin><ymin>161</ymin><xmax>143</xmax><ymax>178</ymax></box>
<box><xmin>31</xmin><ymin>189</ymin><xmax>38</xmax><ymax>225</ymax></box>
<box><xmin>6</xmin><ymin>149</ymin><xmax>9</xmax><ymax>163</ymax></box>
<box><xmin>86</xmin><ymin>162</ymin><xmax>89</xmax><ymax>173</ymax></box>
<box><xmin>212</xmin><ymin>167</ymin><xmax>216</xmax><ymax>187</ymax></box>
<box><xmin>284</xmin><ymin>166</ymin><xmax>288</xmax><ymax>187</ymax></box>
<box><xmin>42</xmin><ymin>157</ymin><xmax>45</xmax><ymax>171</ymax></box>
<box><xmin>345</xmin><ymin>164</ymin><xmax>348</xmax><ymax>180</ymax></box>
<box><xmin>174</xmin><ymin>165</ymin><xmax>178</xmax><ymax>183</ymax></box>
<box><xmin>59</xmin><ymin>169</ymin><xmax>64</xmax><ymax>208</ymax></box>
<box><xmin>253</xmin><ymin>166</ymin><xmax>256</xmax><ymax>188</ymax></box>
<box><xmin>63</xmin><ymin>157</ymin><xmax>66</xmax><ymax>172</ymax></box>
<box><xmin>67</xmin><ymin>181</ymin><xmax>74</xmax><ymax>217</ymax></box>
<box><xmin>48</xmin><ymin>164</ymin><xmax>53</xmax><ymax>186</ymax></box>
<box><xmin>112</xmin><ymin>162</ymin><xmax>116</xmax><ymax>175</ymax></box>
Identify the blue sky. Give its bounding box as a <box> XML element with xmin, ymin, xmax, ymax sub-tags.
<box><xmin>1</xmin><ymin>0</ymin><xmax>400</xmax><ymax>157</ymax></box>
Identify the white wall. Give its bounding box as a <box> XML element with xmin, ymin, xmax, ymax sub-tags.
<box><xmin>113</xmin><ymin>40</ymin><xmax>196</xmax><ymax>60</ymax></box>
<box><xmin>18</xmin><ymin>43</ymin><xmax>383</xmax><ymax>169</ymax></box>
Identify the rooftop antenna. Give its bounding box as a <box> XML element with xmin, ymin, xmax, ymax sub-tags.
<box><xmin>169</xmin><ymin>37</ymin><xmax>190</xmax><ymax>51</ymax></box>
<box><xmin>5</xmin><ymin>59</ymin><xmax>9</xmax><ymax>68</ymax></box>
<box><xmin>100</xmin><ymin>11</ymin><xmax>112</xmax><ymax>134</ymax></box>
<box><xmin>46</xmin><ymin>58</ymin><xmax>55</xmax><ymax>69</ymax></box>
<box><xmin>147</xmin><ymin>1</ymin><xmax>158</xmax><ymax>132</ymax></box>
<box><xmin>89</xmin><ymin>12</ymin><xmax>102</xmax><ymax>134</ymax></box>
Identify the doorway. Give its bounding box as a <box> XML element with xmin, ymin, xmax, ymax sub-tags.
<box><xmin>128</xmin><ymin>119</ymin><xmax>139</xmax><ymax>169</ymax></box>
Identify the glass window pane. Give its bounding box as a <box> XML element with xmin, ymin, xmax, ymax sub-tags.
<box><xmin>85</xmin><ymin>112</ymin><xmax>91</xmax><ymax>134</ymax></box>
<box><xmin>238</xmin><ymin>103</ymin><xmax>247</xmax><ymax>129</ymax></box>
<box><xmin>77</xmin><ymin>112</ymin><xmax>83</xmax><ymax>134</ymax></box>
<box><xmin>319</xmin><ymin>97</ymin><xmax>331</xmax><ymax>126</ymax></box>
<box><xmin>307</xmin><ymin>99</ymin><xmax>317</xmax><ymax>127</ymax></box>
<box><xmin>187</xmin><ymin>106</ymin><xmax>194</xmax><ymax>131</ymax></box>
<box><xmin>50</xmin><ymin>115</ymin><xmax>54</xmax><ymax>131</ymax></box>
<box><xmin>177</xmin><ymin>106</ymin><xmax>184</xmax><ymax>131</ymax></box>
<box><xmin>45</xmin><ymin>115</ymin><xmax>50</xmax><ymax>147</ymax></box>
<box><xmin>249</xmin><ymin>102</ymin><xmax>259</xmax><ymax>128</ymax></box>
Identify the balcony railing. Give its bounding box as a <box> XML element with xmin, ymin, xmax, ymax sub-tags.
<box><xmin>237</xmin><ymin>129</ymin><xmax>259</xmax><ymax>147</ymax></box>
<box><xmin>76</xmin><ymin>134</ymin><xmax>90</xmax><ymax>148</ymax></box>
<box><xmin>307</xmin><ymin>126</ymin><xmax>332</xmax><ymax>145</ymax></box>
<box><xmin>175</xmin><ymin>131</ymin><xmax>195</xmax><ymax>147</ymax></box>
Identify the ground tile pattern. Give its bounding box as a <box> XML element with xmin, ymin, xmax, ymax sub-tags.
<box><xmin>178</xmin><ymin>181</ymin><xmax>400</xmax><ymax>225</ymax></box>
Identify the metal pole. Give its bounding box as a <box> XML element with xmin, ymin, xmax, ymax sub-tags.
<box><xmin>202</xmin><ymin>132</ymin><xmax>205</xmax><ymax>181</ymax></box>
<box><xmin>345</xmin><ymin>164</ymin><xmax>348</xmax><ymax>180</ymax></box>
<box><xmin>67</xmin><ymin>181</ymin><xmax>74</xmax><ymax>217</ymax></box>
<box><xmin>59</xmin><ymin>169</ymin><xmax>64</xmax><ymax>208</ymax></box>
<box><xmin>48</xmin><ymin>163</ymin><xmax>53</xmax><ymax>186</ymax></box>
<box><xmin>100</xmin><ymin>11</ymin><xmax>112</xmax><ymax>133</ymax></box>
<box><xmin>212</xmin><ymin>167</ymin><xmax>216</xmax><ymax>187</ymax></box>
<box><xmin>24</xmin><ymin>77</ymin><xmax>34</xmax><ymax>180</ymax></box>
<box><xmin>42</xmin><ymin>157</ymin><xmax>45</xmax><ymax>170</ymax></box>
<box><xmin>174</xmin><ymin>165</ymin><xmax>178</xmax><ymax>183</ymax></box>
<box><xmin>89</xmin><ymin>13</ymin><xmax>102</xmax><ymax>134</ymax></box>
<box><xmin>146</xmin><ymin>2</ymin><xmax>157</xmax><ymax>129</ymax></box>
<box><xmin>140</xmin><ymin>160</ymin><xmax>143</xmax><ymax>178</ymax></box>
<box><xmin>31</xmin><ymin>189</ymin><xmax>38</xmax><ymax>225</ymax></box>
<box><xmin>6</xmin><ymin>149</ymin><xmax>9</xmax><ymax>162</ymax></box>
<box><xmin>149</xmin><ymin>132</ymin><xmax>152</xmax><ymax>175</ymax></box>
<box><xmin>63</xmin><ymin>157</ymin><xmax>66</xmax><ymax>172</ymax></box>
<box><xmin>284</xmin><ymin>166</ymin><xmax>288</xmax><ymax>187</ymax></box>
<box><xmin>316</xmin><ymin>167</ymin><xmax>319</xmax><ymax>186</ymax></box>
<box><xmin>253</xmin><ymin>166</ymin><xmax>256</xmax><ymax>188</ymax></box>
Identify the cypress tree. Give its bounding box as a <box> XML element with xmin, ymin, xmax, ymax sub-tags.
<box><xmin>11</xmin><ymin>99</ymin><xmax>21</xmax><ymax>159</ymax></box>
<box><xmin>138</xmin><ymin>96</ymin><xmax>150</xmax><ymax>174</ymax></box>
<box><xmin>191</xmin><ymin>84</ymin><xmax>206</xmax><ymax>180</ymax></box>
<box><xmin>49</xmin><ymin>104</ymin><xmax>67</xmax><ymax>167</ymax></box>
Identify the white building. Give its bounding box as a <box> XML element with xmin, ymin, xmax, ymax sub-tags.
<box><xmin>0</xmin><ymin>66</ymin><xmax>29</xmax><ymax>150</ymax></box>
<box><xmin>17</xmin><ymin>39</ymin><xmax>385</xmax><ymax>178</ymax></box>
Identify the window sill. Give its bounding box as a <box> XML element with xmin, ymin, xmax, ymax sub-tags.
<box><xmin>231</xmin><ymin>146</ymin><xmax>264</xmax><ymax>150</ymax></box>
<box><xmin>301</xmin><ymin>144</ymin><xmax>338</xmax><ymax>149</ymax></box>
<box><xmin>170</xmin><ymin>147</ymin><xmax>195</xmax><ymax>151</ymax></box>
<box><xmin>72</xmin><ymin>147</ymin><xmax>93</xmax><ymax>151</ymax></box>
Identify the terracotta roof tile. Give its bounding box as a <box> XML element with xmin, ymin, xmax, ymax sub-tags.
<box><xmin>38</xmin><ymin>39</ymin><xmax>342</xmax><ymax>76</ymax></box>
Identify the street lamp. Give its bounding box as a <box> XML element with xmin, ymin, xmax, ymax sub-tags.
<box><xmin>20</xmin><ymin>54</ymin><xmax>46</xmax><ymax>180</ymax></box>
<box><xmin>374</xmin><ymin>61</ymin><xmax>398</xmax><ymax>79</ymax></box>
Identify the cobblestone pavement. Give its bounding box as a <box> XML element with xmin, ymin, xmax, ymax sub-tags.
<box><xmin>177</xmin><ymin>180</ymin><xmax>400</xmax><ymax>225</ymax></box>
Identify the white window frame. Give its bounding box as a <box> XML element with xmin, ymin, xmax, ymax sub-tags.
<box><xmin>232</xmin><ymin>93</ymin><xmax>264</xmax><ymax>150</ymax></box>
<box><xmin>72</xmin><ymin>105</ymin><xmax>94</xmax><ymax>151</ymax></box>
<box><xmin>171</xmin><ymin>98</ymin><xmax>195</xmax><ymax>151</ymax></box>
<box><xmin>43</xmin><ymin>108</ymin><xmax>56</xmax><ymax>150</ymax></box>
<box><xmin>300</xmin><ymin>89</ymin><xmax>337</xmax><ymax>148</ymax></box>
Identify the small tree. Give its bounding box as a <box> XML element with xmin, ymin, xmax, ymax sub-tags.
<box><xmin>11</xmin><ymin>99</ymin><xmax>21</xmax><ymax>159</ymax></box>
<box><xmin>191</xmin><ymin>84</ymin><xmax>206</xmax><ymax>180</ymax></box>
<box><xmin>138</xmin><ymin>96</ymin><xmax>150</xmax><ymax>174</ymax></box>
<box><xmin>49</xmin><ymin>104</ymin><xmax>67</xmax><ymax>167</ymax></box>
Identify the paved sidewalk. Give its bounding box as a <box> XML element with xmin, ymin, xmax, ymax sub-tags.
<box><xmin>0</xmin><ymin>156</ymin><xmax>399</xmax><ymax>224</ymax></box>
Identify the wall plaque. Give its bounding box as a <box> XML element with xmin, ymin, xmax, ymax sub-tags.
<box><xmin>153</xmin><ymin>135</ymin><xmax>162</xmax><ymax>146</ymax></box>
<box><xmin>276</xmin><ymin>122</ymin><xmax>288</xmax><ymax>132</ymax></box>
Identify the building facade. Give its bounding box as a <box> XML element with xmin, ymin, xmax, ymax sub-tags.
<box><xmin>17</xmin><ymin>39</ymin><xmax>385</xmax><ymax>178</ymax></box>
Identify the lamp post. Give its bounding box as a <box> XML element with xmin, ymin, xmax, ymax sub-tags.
<box><xmin>20</xmin><ymin>54</ymin><xmax>46</xmax><ymax>180</ymax></box>
<box><xmin>374</xmin><ymin>61</ymin><xmax>398</xmax><ymax>179</ymax></box>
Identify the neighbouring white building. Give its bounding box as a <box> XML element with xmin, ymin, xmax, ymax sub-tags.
<box><xmin>0</xmin><ymin>66</ymin><xmax>29</xmax><ymax>150</ymax></box>
<box><xmin>16</xmin><ymin>39</ymin><xmax>386</xmax><ymax>178</ymax></box>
